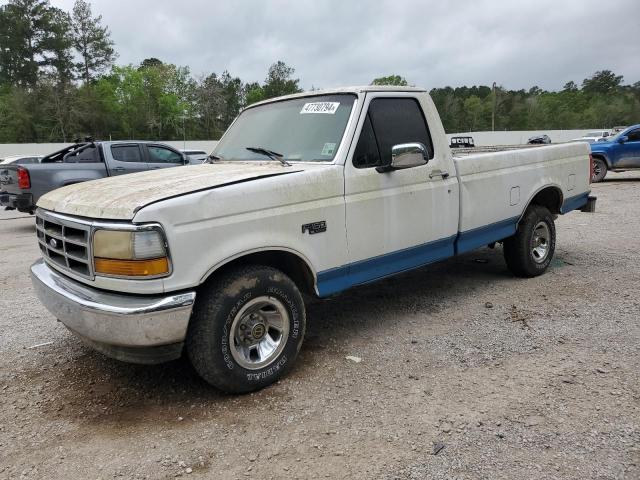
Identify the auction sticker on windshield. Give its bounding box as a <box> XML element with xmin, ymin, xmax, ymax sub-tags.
<box><xmin>300</xmin><ymin>102</ymin><xmax>340</xmax><ymax>114</ymax></box>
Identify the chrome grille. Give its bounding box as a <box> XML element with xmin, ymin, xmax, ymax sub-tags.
<box><xmin>36</xmin><ymin>210</ymin><xmax>93</xmax><ymax>279</ymax></box>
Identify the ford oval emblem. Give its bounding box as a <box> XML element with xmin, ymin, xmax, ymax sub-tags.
<box><xmin>49</xmin><ymin>238</ymin><xmax>59</xmax><ymax>249</ymax></box>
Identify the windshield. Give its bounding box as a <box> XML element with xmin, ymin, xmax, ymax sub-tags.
<box><xmin>605</xmin><ymin>131</ymin><xmax>625</xmax><ymax>142</ymax></box>
<box><xmin>214</xmin><ymin>94</ymin><xmax>356</xmax><ymax>162</ymax></box>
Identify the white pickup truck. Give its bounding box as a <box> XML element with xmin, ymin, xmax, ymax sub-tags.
<box><xmin>30</xmin><ymin>86</ymin><xmax>596</xmax><ymax>393</ymax></box>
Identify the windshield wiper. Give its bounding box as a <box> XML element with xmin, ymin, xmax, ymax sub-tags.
<box><xmin>205</xmin><ymin>153</ymin><xmax>222</xmax><ymax>164</ymax></box>
<box><xmin>245</xmin><ymin>147</ymin><xmax>291</xmax><ymax>167</ymax></box>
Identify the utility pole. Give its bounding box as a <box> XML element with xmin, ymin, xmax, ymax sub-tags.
<box><xmin>491</xmin><ymin>82</ymin><xmax>497</xmax><ymax>132</ymax></box>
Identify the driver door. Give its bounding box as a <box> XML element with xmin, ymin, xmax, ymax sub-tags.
<box><xmin>145</xmin><ymin>144</ymin><xmax>186</xmax><ymax>170</ymax></box>
<box><xmin>343</xmin><ymin>93</ymin><xmax>459</xmax><ymax>287</ymax></box>
<box><xmin>617</xmin><ymin>128</ymin><xmax>640</xmax><ymax>168</ymax></box>
<box><xmin>108</xmin><ymin>143</ymin><xmax>148</xmax><ymax>176</ymax></box>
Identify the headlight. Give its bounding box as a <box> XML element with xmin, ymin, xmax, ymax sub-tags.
<box><xmin>93</xmin><ymin>228</ymin><xmax>170</xmax><ymax>278</ymax></box>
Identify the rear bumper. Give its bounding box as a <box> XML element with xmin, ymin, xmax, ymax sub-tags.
<box><xmin>30</xmin><ymin>259</ymin><xmax>196</xmax><ymax>364</ymax></box>
<box><xmin>0</xmin><ymin>192</ymin><xmax>33</xmax><ymax>211</ymax></box>
<box><xmin>580</xmin><ymin>195</ymin><xmax>597</xmax><ymax>213</ymax></box>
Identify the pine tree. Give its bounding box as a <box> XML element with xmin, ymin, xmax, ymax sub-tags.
<box><xmin>71</xmin><ymin>0</ymin><xmax>116</xmax><ymax>84</ymax></box>
<box><xmin>0</xmin><ymin>0</ymin><xmax>59</xmax><ymax>87</ymax></box>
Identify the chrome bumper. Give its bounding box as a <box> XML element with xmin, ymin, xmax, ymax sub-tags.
<box><xmin>30</xmin><ymin>259</ymin><xmax>196</xmax><ymax>364</ymax></box>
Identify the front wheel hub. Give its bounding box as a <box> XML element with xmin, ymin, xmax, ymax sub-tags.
<box><xmin>229</xmin><ymin>296</ymin><xmax>290</xmax><ymax>370</ymax></box>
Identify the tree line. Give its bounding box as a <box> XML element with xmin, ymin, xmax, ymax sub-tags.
<box><xmin>1</xmin><ymin>0</ymin><xmax>639</xmax><ymax>144</ymax></box>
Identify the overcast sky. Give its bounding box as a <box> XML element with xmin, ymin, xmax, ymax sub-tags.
<box><xmin>39</xmin><ymin>0</ymin><xmax>640</xmax><ymax>90</ymax></box>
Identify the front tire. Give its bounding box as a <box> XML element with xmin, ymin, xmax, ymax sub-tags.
<box><xmin>592</xmin><ymin>157</ymin><xmax>607</xmax><ymax>182</ymax></box>
<box><xmin>503</xmin><ymin>205</ymin><xmax>556</xmax><ymax>277</ymax></box>
<box><xmin>186</xmin><ymin>265</ymin><xmax>306</xmax><ymax>393</ymax></box>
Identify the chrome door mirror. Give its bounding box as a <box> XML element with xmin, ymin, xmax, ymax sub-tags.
<box><xmin>377</xmin><ymin>143</ymin><xmax>428</xmax><ymax>173</ymax></box>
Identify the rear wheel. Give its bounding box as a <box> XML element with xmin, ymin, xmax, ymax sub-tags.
<box><xmin>503</xmin><ymin>205</ymin><xmax>556</xmax><ymax>277</ymax></box>
<box><xmin>186</xmin><ymin>265</ymin><xmax>306</xmax><ymax>393</ymax></box>
<box><xmin>592</xmin><ymin>157</ymin><xmax>607</xmax><ymax>182</ymax></box>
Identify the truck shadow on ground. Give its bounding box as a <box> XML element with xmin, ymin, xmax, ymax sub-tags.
<box><xmin>600</xmin><ymin>173</ymin><xmax>640</xmax><ymax>183</ymax></box>
<box><xmin>28</xmin><ymin>246</ymin><xmax>538</xmax><ymax>430</ymax></box>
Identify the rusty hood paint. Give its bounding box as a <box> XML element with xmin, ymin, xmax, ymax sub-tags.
<box><xmin>37</xmin><ymin>162</ymin><xmax>303</xmax><ymax>220</ymax></box>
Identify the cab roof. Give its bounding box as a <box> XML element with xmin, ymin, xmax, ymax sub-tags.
<box><xmin>247</xmin><ymin>85</ymin><xmax>427</xmax><ymax>109</ymax></box>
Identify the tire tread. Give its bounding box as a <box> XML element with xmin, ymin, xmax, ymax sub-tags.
<box><xmin>186</xmin><ymin>265</ymin><xmax>305</xmax><ymax>393</ymax></box>
<box><xmin>503</xmin><ymin>205</ymin><xmax>555</xmax><ymax>278</ymax></box>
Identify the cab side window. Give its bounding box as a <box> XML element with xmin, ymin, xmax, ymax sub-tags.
<box><xmin>111</xmin><ymin>144</ymin><xmax>143</xmax><ymax>162</ymax></box>
<box><xmin>353</xmin><ymin>97</ymin><xmax>434</xmax><ymax>169</ymax></box>
<box><xmin>626</xmin><ymin>129</ymin><xmax>640</xmax><ymax>142</ymax></box>
<box><xmin>147</xmin><ymin>146</ymin><xmax>183</xmax><ymax>164</ymax></box>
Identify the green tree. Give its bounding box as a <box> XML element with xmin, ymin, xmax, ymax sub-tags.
<box><xmin>140</xmin><ymin>57</ymin><xmax>163</xmax><ymax>69</ymax></box>
<box><xmin>71</xmin><ymin>0</ymin><xmax>116</xmax><ymax>84</ymax></box>
<box><xmin>219</xmin><ymin>71</ymin><xmax>243</xmax><ymax>127</ymax></box>
<box><xmin>244</xmin><ymin>82</ymin><xmax>265</xmax><ymax>106</ymax></box>
<box><xmin>582</xmin><ymin>70</ymin><xmax>623</xmax><ymax>95</ymax></box>
<box><xmin>371</xmin><ymin>75</ymin><xmax>408</xmax><ymax>86</ymax></box>
<box><xmin>261</xmin><ymin>61</ymin><xmax>301</xmax><ymax>99</ymax></box>
<box><xmin>195</xmin><ymin>73</ymin><xmax>225</xmax><ymax>139</ymax></box>
<box><xmin>0</xmin><ymin>0</ymin><xmax>66</xmax><ymax>87</ymax></box>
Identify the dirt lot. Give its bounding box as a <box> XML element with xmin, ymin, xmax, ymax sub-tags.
<box><xmin>0</xmin><ymin>174</ymin><xmax>638</xmax><ymax>480</ymax></box>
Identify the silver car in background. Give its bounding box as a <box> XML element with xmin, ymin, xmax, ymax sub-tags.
<box><xmin>181</xmin><ymin>149</ymin><xmax>209</xmax><ymax>163</ymax></box>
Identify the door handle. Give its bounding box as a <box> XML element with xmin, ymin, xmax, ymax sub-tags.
<box><xmin>429</xmin><ymin>170</ymin><xmax>450</xmax><ymax>179</ymax></box>
<box><xmin>112</xmin><ymin>167</ymin><xmax>125</xmax><ymax>172</ymax></box>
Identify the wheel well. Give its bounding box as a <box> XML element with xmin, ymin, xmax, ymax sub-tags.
<box><xmin>591</xmin><ymin>153</ymin><xmax>609</xmax><ymax>168</ymax></box>
<box><xmin>528</xmin><ymin>186</ymin><xmax>562</xmax><ymax>215</ymax></box>
<box><xmin>205</xmin><ymin>250</ymin><xmax>316</xmax><ymax>296</ymax></box>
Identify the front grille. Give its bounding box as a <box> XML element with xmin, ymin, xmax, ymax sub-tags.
<box><xmin>36</xmin><ymin>210</ymin><xmax>93</xmax><ymax>279</ymax></box>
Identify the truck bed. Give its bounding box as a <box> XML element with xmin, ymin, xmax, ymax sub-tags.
<box><xmin>452</xmin><ymin>142</ymin><xmax>591</xmax><ymax>253</ymax></box>
<box><xmin>451</xmin><ymin>144</ymin><xmax>550</xmax><ymax>156</ymax></box>
<box><xmin>1</xmin><ymin>162</ymin><xmax>108</xmax><ymax>213</ymax></box>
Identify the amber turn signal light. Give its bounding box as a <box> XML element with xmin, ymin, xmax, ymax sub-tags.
<box><xmin>94</xmin><ymin>257</ymin><xmax>169</xmax><ymax>277</ymax></box>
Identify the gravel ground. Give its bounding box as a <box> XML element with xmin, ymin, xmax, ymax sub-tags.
<box><xmin>0</xmin><ymin>173</ymin><xmax>638</xmax><ymax>479</ymax></box>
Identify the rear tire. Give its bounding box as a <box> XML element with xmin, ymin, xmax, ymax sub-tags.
<box><xmin>186</xmin><ymin>265</ymin><xmax>306</xmax><ymax>393</ymax></box>
<box><xmin>503</xmin><ymin>205</ymin><xmax>556</xmax><ymax>277</ymax></box>
<box><xmin>592</xmin><ymin>157</ymin><xmax>607</xmax><ymax>182</ymax></box>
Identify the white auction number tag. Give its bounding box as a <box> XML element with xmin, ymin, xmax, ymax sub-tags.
<box><xmin>300</xmin><ymin>102</ymin><xmax>340</xmax><ymax>114</ymax></box>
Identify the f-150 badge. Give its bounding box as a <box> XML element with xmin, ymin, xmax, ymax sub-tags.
<box><xmin>302</xmin><ymin>221</ymin><xmax>326</xmax><ymax>235</ymax></box>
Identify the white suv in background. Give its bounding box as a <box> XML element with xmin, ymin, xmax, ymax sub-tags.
<box><xmin>571</xmin><ymin>131</ymin><xmax>611</xmax><ymax>143</ymax></box>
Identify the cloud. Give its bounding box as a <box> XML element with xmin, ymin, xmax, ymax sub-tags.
<box><xmin>47</xmin><ymin>0</ymin><xmax>640</xmax><ymax>90</ymax></box>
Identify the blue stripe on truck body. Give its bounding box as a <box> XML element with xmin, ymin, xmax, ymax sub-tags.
<box><xmin>316</xmin><ymin>194</ymin><xmax>589</xmax><ymax>297</ymax></box>
<box><xmin>316</xmin><ymin>217</ymin><xmax>518</xmax><ymax>297</ymax></box>
<box><xmin>560</xmin><ymin>192</ymin><xmax>589</xmax><ymax>214</ymax></box>
<box><xmin>316</xmin><ymin>235</ymin><xmax>455</xmax><ymax>297</ymax></box>
<box><xmin>454</xmin><ymin>216</ymin><xmax>519</xmax><ymax>255</ymax></box>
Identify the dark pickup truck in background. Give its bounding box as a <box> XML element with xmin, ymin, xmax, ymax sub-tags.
<box><xmin>0</xmin><ymin>140</ymin><xmax>193</xmax><ymax>214</ymax></box>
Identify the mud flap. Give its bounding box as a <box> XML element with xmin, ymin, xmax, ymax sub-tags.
<box><xmin>580</xmin><ymin>196</ymin><xmax>597</xmax><ymax>213</ymax></box>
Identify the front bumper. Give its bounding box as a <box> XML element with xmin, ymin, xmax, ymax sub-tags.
<box><xmin>30</xmin><ymin>259</ymin><xmax>196</xmax><ymax>364</ymax></box>
<box><xmin>0</xmin><ymin>192</ymin><xmax>33</xmax><ymax>211</ymax></box>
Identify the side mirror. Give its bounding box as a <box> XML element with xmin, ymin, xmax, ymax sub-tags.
<box><xmin>618</xmin><ymin>136</ymin><xmax>628</xmax><ymax>144</ymax></box>
<box><xmin>376</xmin><ymin>143</ymin><xmax>428</xmax><ymax>173</ymax></box>
<box><xmin>182</xmin><ymin>154</ymin><xmax>190</xmax><ymax>165</ymax></box>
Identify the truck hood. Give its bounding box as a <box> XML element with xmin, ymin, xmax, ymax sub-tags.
<box><xmin>37</xmin><ymin>162</ymin><xmax>304</xmax><ymax>220</ymax></box>
<box><xmin>589</xmin><ymin>140</ymin><xmax>614</xmax><ymax>151</ymax></box>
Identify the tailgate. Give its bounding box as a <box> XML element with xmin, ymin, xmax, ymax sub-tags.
<box><xmin>0</xmin><ymin>164</ymin><xmax>22</xmax><ymax>194</ymax></box>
